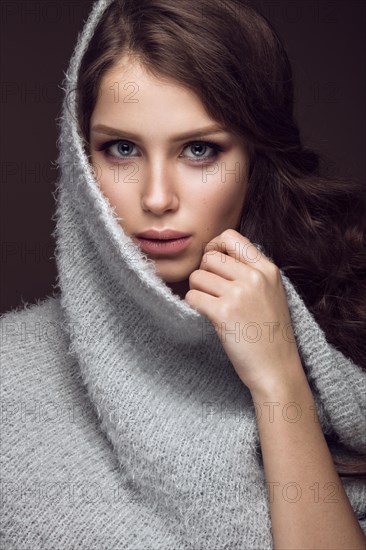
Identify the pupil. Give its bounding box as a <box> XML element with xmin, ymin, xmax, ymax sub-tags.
<box><xmin>192</xmin><ymin>144</ymin><xmax>206</xmax><ymax>157</ymax></box>
<box><xmin>117</xmin><ymin>142</ymin><xmax>132</xmax><ymax>155</ymax></box>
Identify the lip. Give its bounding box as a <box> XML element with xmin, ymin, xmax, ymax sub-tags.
<box><xmin>134</xmin><ymin>230</ymin><xmax>192</xmax><ymax>256</ymax></box>
<box><xmin>135</xmin><ymin>229</ymin><xmax>191</xmax><ymax>240</ymax></box>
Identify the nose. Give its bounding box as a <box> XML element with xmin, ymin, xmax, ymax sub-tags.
<box><xmin>141</xmin><ymin>160</ymin><xmax>179</xmax><ymax>215</ymax></box>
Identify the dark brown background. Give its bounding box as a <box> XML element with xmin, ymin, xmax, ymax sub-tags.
<box><xmin>1</xmin><ymin>0</ymin><xmax>365</xmax><ymax>314</ymax></box>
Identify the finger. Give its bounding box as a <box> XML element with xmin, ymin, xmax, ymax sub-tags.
<box><xmin>184</xmin><ymin>287</ymin><xmax>219</xmax><ymax>319</ymax></box>
<box><xmin>189</xmin><ymin>268</ymin><xmax>230</xmax><ymax>297</ymax></box>
<box><xmin>199</xmin><ymin>249</ymin><xmax>251</xmax><ymax>281</ymax></box>
<box><xmin>204</xmin><ymin>229</ymin><xmax>272</xmax><ymax>272</ymax></box>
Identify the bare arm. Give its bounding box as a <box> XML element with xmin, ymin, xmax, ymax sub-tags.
<box><xmin>185</xmin><ymin>230</ymin><xmax>365</xmax><ymax>548</ymax></box>
<box><xmin>251</xmin><ymin>359</ymin><xmax>366</xmax><ymax>550</ymax></box>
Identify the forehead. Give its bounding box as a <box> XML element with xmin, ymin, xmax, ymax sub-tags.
<box><xmin>100</xmin><ymin>56</ymin><xmax>194</xmax><ymax>101</ymax></box>
<box><xmin>92</xmin><ymin>56</ymin><xmax>217</xmax><ymax>136</ymax></box>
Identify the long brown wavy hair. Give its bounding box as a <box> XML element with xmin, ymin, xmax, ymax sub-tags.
<box><xmin>72</xmin><ymin>0</ymin><xmax>366</xmax><ymax>477</ymax></box>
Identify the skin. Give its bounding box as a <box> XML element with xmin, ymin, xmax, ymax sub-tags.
<box><xmin>89</xmin><ymin>55</ymin><xmax>250</xmax><ymax>299</ymax></box>
<box><xmin>89</xmin><ymin>55</ymin><xmax>365</xmax><ymax>548</ymax></box>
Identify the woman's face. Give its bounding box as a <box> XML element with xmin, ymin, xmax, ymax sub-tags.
<box><xmin>89</xmin><ymin>55</ymin><xmax>251</xmax><ymax>298</ymax></box>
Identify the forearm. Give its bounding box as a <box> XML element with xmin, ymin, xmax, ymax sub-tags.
<box><xmin>251</xmin><ymin>360</ymin><xmax>365</xmax><ymax>550</ymax></box>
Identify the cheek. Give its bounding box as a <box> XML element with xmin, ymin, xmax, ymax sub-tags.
<box><xmin>202</xmin><ymin>177</ymin><xmax>246</xmax><ymax>225</ymax></box>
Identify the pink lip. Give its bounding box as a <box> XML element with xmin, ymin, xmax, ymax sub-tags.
<box><xmin>136</xmin><ymin>229</ymin><xmax>191</xmax><ymax>240</ymax></box>
<box><xmin>134</xmin><ymin>229</ymin><xmax>192</xmax><ymax>256</ymax></box>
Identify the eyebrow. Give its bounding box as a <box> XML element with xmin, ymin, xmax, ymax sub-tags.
<box><xmin>90</xmin><ymin>123</ymin><xmax>229</xmax><ymax>142</ymax></box>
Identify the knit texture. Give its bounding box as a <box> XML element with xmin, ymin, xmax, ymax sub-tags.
<box><xmin>1</xmin><ymin>0</ymin><xmax>365</xmax><ymax>548</ymax></box>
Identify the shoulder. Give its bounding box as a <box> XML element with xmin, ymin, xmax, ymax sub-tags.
<box><xmin>0</xmin><ymin>294</ymin><xmax>95</xmax><ymax>460</ymax></box>
<box><xmin>1</xmin><ymin>293</ymin><xmax>66</xmax><ymax>352</ymax></box>
<box><xmin>0</xmin><ymin>294</ymin><xmax>75</xmax><ymax>400</ymax></box>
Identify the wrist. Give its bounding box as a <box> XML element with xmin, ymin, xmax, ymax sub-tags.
<box><xmin>249</xmin><ymin>357</ymin><xmax>312</xmax><ymax>403</ymax></box>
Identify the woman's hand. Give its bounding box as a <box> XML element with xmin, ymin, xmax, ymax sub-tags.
<box><xmin>185</xmin><ymin>229</ymin><xmax>304</xmax><ymax>395</ymax></box>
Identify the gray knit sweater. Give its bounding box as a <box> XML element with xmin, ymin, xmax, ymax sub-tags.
<box><xmin>1</xmin><ymin>0</ymin><xmax>365</xmax><ymax>548</ymax></box>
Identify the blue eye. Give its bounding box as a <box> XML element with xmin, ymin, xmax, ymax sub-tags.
<box><xmin>98</xmin><ymin>140</ymin><xmax>137</xmax><ymax>157</ymax></box>
<box><xmin>115</xmin><ymin>142</ymin><xmax>135</xmax><ymax>156</ymax></box>
<box><xmin>181</xmin><ymin>141</ymin><xmax>223</xmax><ymax>162</ymax></box>
<box><xmin>95</xmin><ymin>139</ymin><xmax>224</xmax><ymax>163</ymax></box>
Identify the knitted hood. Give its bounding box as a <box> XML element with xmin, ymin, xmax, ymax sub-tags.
<box><xmin>51</xmin><ymin>0</ymin><xmax>365</xmax><ymax>544</ymax></box>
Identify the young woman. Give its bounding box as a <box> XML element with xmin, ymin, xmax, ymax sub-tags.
<box><xmin>1</xmin><ymin>0</ymin><xmax>365</xmax><ymax>548</ymax></box>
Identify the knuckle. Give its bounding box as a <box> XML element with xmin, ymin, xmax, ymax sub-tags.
<box><xmin>267</xmin><ymin>262</ymin><xmax>280</xmax><ymax>279</ymax></box>
<box><xmin>185</xmin><ymin>289</ymin><xmax>195</xmax><ymax>301</ymax></box>
<box><xmin>249</xmin><ymin>269</ymin><xmax>266</xmax><ymax>287</ymax></box>
<box><xmin>217</xmin><ymin>301</ymin><xmax>231</xmax><ymax>321</ymax></box>
<box><xmin>201</xmin><ymin>251</ymin><xmax>214</xmax><ymax>264</ymax></box>
<box><xmin>217</xmin><ymin>303</ymin><xmax>226</xmax><ymax>321</ymax></box>
<box><xmin>223</xmin><ymin>228</ymin><xmax>237</xmax><ymax>240</ymax></box>
<box><xmin>230</xmin><ymin>284</ymin><xmax>245</xmax><ymax>301</ymax></box>
<box><xmin>189</xmin><ymin>270</ymin><xmax>200</xmax><ymax>283</ymax></box>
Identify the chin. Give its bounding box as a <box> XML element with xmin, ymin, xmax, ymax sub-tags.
<box><xmin>152</xmin><ymin>258</ymin><xmax>196</xmax><ymax>284</ymax></box>
<box><xmin>157</xmin><ymin>271</ymin><xmax>191</xmax><ymax>284</ymax></box>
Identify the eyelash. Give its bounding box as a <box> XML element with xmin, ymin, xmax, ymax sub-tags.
<box><xmin>95</xmin><ymin>139</ymin><xmax>224</xmax><ymax>164</ymax></box>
